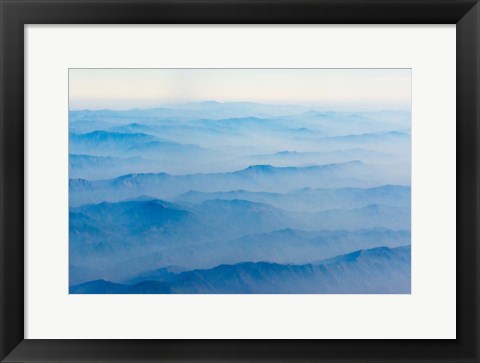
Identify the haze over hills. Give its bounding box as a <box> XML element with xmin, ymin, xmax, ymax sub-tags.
<box><xmin>106</xmin><ymin>228</ymin><xmax>410</xmax><ymax>280</ymax></box>
<box><xmin>242</xmin><ymin>148</ymin><xmax>403</xmax><ymax>166</ymax></box>
<box><xmin>70</xmin><ymin>154</ymin><xmax>158</xmax><ymax>180</ymax></box>
<box><xmin>70</xmin><ymin>245</ymin><xmax>411</xmax><ymax>294</ymax></box>
<box><xmin>174</xmin><ymin>185</ymin><xmax>411</xmax><ymax>212</ymax></box>
<box><xmin>68</xmin><ymin>102</ymin><xmax>411</xmax><ymax>177</ymax></box>
<box><xmin>69</xmin><ymin>101</ymin><xmax>313</xmax><ymax>122</ymax></box>
<box><xmin>70</xmin><ymin>130</ymin><xmax>210</xmax><ymax>158</ymax></box>
<box><xmin>69</xmin><ymin>196</ymin><xmax>410</xmax><ymax>283</ymax></box>
<box><xmin>69</xmin><ymin>100</ymin><xmax>411</xmax><ymax>293</ymax></box>
<box><xmin>69</xmin><ymin>161</ymin><xmax>410</xmax><ymax>206</ymax></box>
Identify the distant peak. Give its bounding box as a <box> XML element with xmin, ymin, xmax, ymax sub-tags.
<box><xmin>245</xmin><ymin>164</ymin><xmax>274</xmax><ymax>171</ymax></box>
<box><xmin>238</xmin><ymin>165</ymin><xmax>277</xmax><ymax>175</ymax></box>
<box><xmin>78</xmin><ymin>130</ymin><xmax>154</xmax><ymax>138</ymax></box>
<box><xmin>237</xmin><ymin>161</ymin><xmax>363</xmax><ymax>174</ymax></box>
<box><xmin>124</xmin><ymin>195</ymin><xmax>156</xmax><ymax>202</ymax></box>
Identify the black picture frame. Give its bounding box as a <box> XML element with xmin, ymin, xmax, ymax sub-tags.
<box><xmin>1</xmin><ymin>0</ymin><xmax>479</xmax><ymax>362</ymax></box>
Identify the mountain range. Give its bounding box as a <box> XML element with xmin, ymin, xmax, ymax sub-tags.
<box><xmin>69</xmin><ymin>161</ymin><xmax>410</xmax><ymax>206</ymax></box>
<box><xmin>69</xmin><ymin>195</ymin><xmax>410</xmax><ymax>284</ymax></box>
<box><xmin>175</xmin><ymin>184</ymin><xmax>410</xmax><ymax>212</ymax></box>
<box><xmin>68</xmin><ymin>101</ymin><xmax>412</xmax><ymax>293</ymax></box>
<box><xmin>70</xmin><ymin>245</ymin><xmax>411</xmax><ymax>294</ymax></box>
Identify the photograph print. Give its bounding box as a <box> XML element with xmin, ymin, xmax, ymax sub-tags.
<box><xmin>69</xmin><ymin>68</ymin><xmax>411</xmax><ymax>294</ymax></box>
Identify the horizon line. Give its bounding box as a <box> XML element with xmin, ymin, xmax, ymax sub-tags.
<box><xmin>68</xmin><ymin>100</ymin><xmax>411</xmax><ymax>113</ymax></box>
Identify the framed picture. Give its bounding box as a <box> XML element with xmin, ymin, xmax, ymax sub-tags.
<box><xmin>1</xmin><ymin>0</ymin><xmax>478</xmax><ymax>362</ymax></box>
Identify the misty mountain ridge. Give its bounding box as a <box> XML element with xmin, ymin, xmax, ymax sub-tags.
<box><xmin>69</xmin><ymin>161</ymin><xmax>381</xmax><ymax>205</ymax></box>
<box><xmin>70</xmin><ymin>245</ymin><xmax>411</xmax><ymax>294</ymax></box>
<box><xmin>69</xmin><ymin>101</ymin><xmax>312</xmax><ymax>121</ymax></box>
<box><xmin>175</xmin><ymin>184</ymin><xmax>410</xmax><ymax>212</ymax></box>
<box><xmin>69</xmin><ymin>193</ymin><xmax>410</xmax><ymax>284</ymax></box>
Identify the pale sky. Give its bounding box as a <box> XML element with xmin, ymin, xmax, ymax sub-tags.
<box><xmin>69</xmin><ymin>68</ymin><xmax>411</xmax><ymax>111</ymax></box>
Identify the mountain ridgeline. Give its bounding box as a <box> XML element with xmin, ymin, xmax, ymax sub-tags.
<box><xmin>71</xmin><ymin>245</ymin><xmax>411</xmax><ymax>294</ymax></box>
<box><xmin>69</xmin><ymin>101</ymin><xmax>411</xmax><ymax>293</ymax></box>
